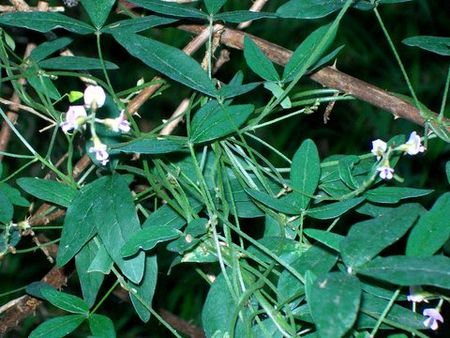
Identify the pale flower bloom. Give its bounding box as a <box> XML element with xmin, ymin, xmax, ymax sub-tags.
<box><xmin>423</xmin><ymin>308</ymin><xmax>444</xmax><ymax>331</ymax></box>
<box><xmin>407</xmin><ymin>286</ymin><xmax>429</xmax><ymax>303</ymax></box>
<box><xmin>377</xmin><ymin>165</ymin><xmax>394</xmax><ymax>180</ymax></box>
<box><xmin>60</xmin><ymin>105</ymin><xmax>87</xmax><ymax>133</ymax></box>
<box><xmin>103</xmin><ymin>111</ymin><xmax>131</xmax><ymax>133</ymax></box>
<box><xmin>84</xmin><ymin>85</ymin><xmax>106</xmax><ymax>109</ymax></box>
<box><xmin>371</xmin><ymin>139</ymin><xmax>387</xmax><ymax>160</ymax></box>
<box><xmin>89</xmin><ymin>137</ymin><xmax>109</xmax><ymax>165</ymax></box>
<box><xmin>399</xmin><ymin>131</ymin><xmax>426</xmax><ymax>155</ymax></box>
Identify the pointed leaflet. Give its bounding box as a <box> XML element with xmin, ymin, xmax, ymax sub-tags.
<box><xmin>307</xmin><ymin>272</ymin><xmax>361</xmax><ymax>338</ymax></box>
<box><xmin>283</xmin><ymin>23</ymin><xmax>337</xmax><ymax>82</ymax></box>
<box><xmin>365</xmin><ymin>187</ymin><xmax>433</xmax><ymax>204</ymax></box>
<box><xmin>0</xmin><ymin>12</ymin><xmax>94</xmax><ymax>35</ymax></box>
<box><xmin>341</xmin><ymin>204</ymin><xmax>421</xmax><ymax>269</ymax></box>
<box><xmin>129</xmin><ymin>255</ymin><xmax>158</xmax><ymax>322</ymax></box>
<box><xmin>102</xmin><ymin>16</ymin><xmax>178</xmax><ymax>34</ymax></box>
<box><xmin>38</xmin><ymin>56</ymin><xmax>118</xmax><ymax>70</ymax></box>
<box><xmin>356</xmin><ymin>255</ymin><xmax>450</xmax><ymax>289</ymax></box>
<box><xmin>0</xmin><ymin>183</ymin><xmax>29</xmax><ymax>207</ymax></box>
<box><xmin>94</xmin><ymin>174</ymin><xmax>145</xmax><ymax>284</ymax></box>
<box><xmin>29</xmin><ymin>37</ymin><xmax>73</xmax><ymax>62</ymax></box>
<box><xmin>128</xmin><ymin>0</ymin><xmax>207</xmax><ymax>19</ymax></box>
<box><xmin>17</xmin><ymin>177</ymin><xmax>77</xmax><ymax>208</ymax></box>
<box><xmin>88</xmin><ymin>242</ymin><xmax>113</xmax><ymax>274</ymax></box>
<box><xmin>89</xmin><ymin>314</ymin><xmax>116</xmax><ymax>338</ymax></box>
<box><xmin>290</xmin><ymin>139</ymin><xmax>320</xmax><ymax>210</ymax></box>
<box><xmin>406</xmin><ymin>192</ymin><xmax>450</xmax><ymax>257</ymax></box>
<box><xmin>204</xmin><ymin>0</ymin><xmax>227</xmax><ymax>15</ymax></box>
<box><xmin>403</xmin><ymin>36</ymin><xmax>450</xmax><ymax>56</ymax></box>
<box><xmin>304</xmin><ymin>229</ymin><xmax>344</xmax><ymax>252</ymax></box>
<box><xmin>57</xmin><ymin>178</ymin><xmax>105</xmax><ymax>267</ymax></box>
<box><xmin>41</xmin><ymin>288</ymin><xmax>89</xmax><ymax>315</ymax></box>
<box><xmin>121</xmin><ymin>227</ymin><xmax>181</xmax><ymax>257</ymax></box>
<box><xmin>113</xmin><ymin>32</ymin><xmax>217</xmax><ymax>97</ymax></box>
<box><xmin>29</xmin><ymin>315</ymin><xmax>86</xmax><ymax>338</ymax></box>
<box><xmin>215</xmin><ymin>11</ymin><xmax>277</xmax><ymax>23</ymax></box>
<box><xmin>244</xmin><ymin>36</ymin><xmax>279</xmax><ymax>81</ymax></box>
<box><xmin>306</xmin><ymin>197</ymin><xmax>365</xmax><ymax>220</ymax></box>
<box><xmin>190</xmin><ymin>101</ymin><xmax>254</xmax><ymax>143</ymax></box>
<box><xmin>75</xmin><ymin>239</ymin><xmax>104</xmax><ymax>307</ymax></box>
<box><xmin>110</xmin><ymin>136</ymin><xmax>187</xmax><ymax>155</ymax></box>
<box><xmin>245</xmin><ymin>188</ymin><xmax>300</xmax><ymax>215</ymax></box>
<box><xmin>0</xmin><ymin>191</ymin><xmax>13</xmax><ymax>224</ymax></box>
<box><xmin>80</xmin><ymin>0</ymin><xmax>116</xmax><ymax>28</ymax></box>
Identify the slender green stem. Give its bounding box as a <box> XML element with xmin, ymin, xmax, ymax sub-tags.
<box><xmin>14</xmin><ymin>239</ymin><xmax>60</xmax><ymax>254</ymax></box>
<box><xmin>0</xmin><ymin>286</ymin><xmax>27</xmax><ymax>298</ymax></box>
<box><xmin>90</xmin><ymin>280</ymin><xmax>120</xmax><ymax>315</ymax></box>
<box><xmin>370</xmin><ymin>288</ymin><xmax>401</xmax><ymax>337</ymax></box>
<box><xmin>439</xmin><ymin>64</ymin><xmax>450</xmax><ymax>120</ymax></box>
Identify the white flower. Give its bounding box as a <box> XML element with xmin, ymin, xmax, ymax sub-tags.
<box><xmin>407</xmin><ymin>286</ymin><xmax>429</xmax><ymax>303</ymax></box>
<box><xmin>371</xmin><ymin>139</ymin><xmax>387</xmax><ymax>160</ymax></box>
<box><xmin>84</xmin><ymin>85</ymin><xmax>106</xmax><ymax>109</ymax></box>
<box><xmin>377</xmin><ymin>165</ymin><xmax>394</xmax><ymax>180</ymax></box>
<box><xmin>103</xmin><ymin>111</ymin><xmax>131</xmax><ymax>133</ymax></box>
<box><xmin>423</xmin><ymin>308</ymin><xmax>444</xmax><ymax>331</ymax></box>
<box><xmin>399</xmin><ymin>131</ymin><xmax>426</xmax><ymax>155</ymax></box>
<box><xmin>89</xmin><ymin>137</ymin><xmax>109</xmax><ymax>165</ymax></box>
<box><xmin>60</xmin><ymin>105</ymin><xmax>87</xmax><ymax>133</ymax></box>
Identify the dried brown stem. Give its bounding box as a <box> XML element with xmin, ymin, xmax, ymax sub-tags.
<box><xmin>179</xmin><ymin>24</ymin><xmax>450</xmax><ymax>129</ymax></box>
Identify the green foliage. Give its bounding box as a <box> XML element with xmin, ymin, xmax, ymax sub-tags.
<box><xmin>80</xmin><ymin>0</ymin><xmax>116</xmax><ymax>29</ymax></box>
<box><xmin>28</xmin><ymin>315</ymin><xmax>86</xmax><ymax>338</ymax></box>
<box><xmin>403</xmin><ymin>35</ymin><xmax>450</xmax><ymax>56</ymax></box>
<box><xmin>17</xmin><ymin>177</ymin><xmax>76</xmax><ymax>208</ymax></box>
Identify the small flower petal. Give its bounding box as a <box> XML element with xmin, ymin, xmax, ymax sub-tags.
<box><xmin>84</xmin><ymin>85</ymin><xmax>106</xmax><ymax>109</ymax></box>
<box><xmin>402</xmin><ymin>131</ymin><xmax>425</xmax><ymax>155</ymax></box>
<box><xmin>423</xmin><ymin>308</ymin><xmax>444</xmax><ymax>331</ymax></box>
<box><xmin>407</xmin><ymin>286</ymin><xmax>428</xmax><ymax>303</ymax></box>
<box><xmin>371</xmin><ymin>139</ymin><xmax>387</xmax><ymax>160</ymax></box>
<box><xmin>377</xmin><ymin>165</ymin><xmax>394</xmax><ymax>180</ymax></box>
<box><xmin>61</xmin><ymin>105</ymin><xmax>87</xmax><ymax>133</ymax></box>
<box><xmin>89</xmin><ymin>138</ymin><xmax>109</xmax><ymax>165</ymax></box>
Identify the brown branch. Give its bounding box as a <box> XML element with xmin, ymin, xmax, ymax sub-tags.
<box><xmin>0</xmin><ymin>4</ymin><xmax>64</xmax><ymax>12</ymax></box>
<box><xmin>178</xmin><ymin>24</ymin><xmax>450</xmax><ymax>129</ymax></box>
<box><xmin>160</xmin><ymin>309</ymin><xmax>206</xmax><ymax>338</ymax></box>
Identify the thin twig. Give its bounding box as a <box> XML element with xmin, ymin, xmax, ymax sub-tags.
<box><xmin>0</xmin><ymin>4</ymin><xmax>64</xmax><ymax>12</ymax></box>
<box><xmin>237</xmin><ymin>0</ymin><xmax>269</xmax><ymax>29</ymax></box>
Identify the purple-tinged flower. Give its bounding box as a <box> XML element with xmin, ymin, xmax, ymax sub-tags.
<box><xmin>407</xmin><ymin>286</ymin><xmax>429</xmax><ymax>303</ymax></box>
<box><xmin>89</xmin><ymin>137</ymin><xmax>109</xmax><ymax>165</ymax></box>
<box><xmin>60</xmin><ymin>105</ymin><xmax>87</xmax><ymax>133</ymax></box>
<box><xmin>84</xmin><ymin>85</ymin><xmax>106</xmax><ymax>109</ymax></box>
<box><xmin>399</xmin><ymin>131</ymin><xmax>426</xmax><ymax>155</ymax></box>
<box><xmin>371</xmin><ymin>139</ymin><xmax>387</xmax><ymax>160</ymax></box>
<box><xmin>103</xmin><ymin>111</ymin><xmax>131</xmax><ymax>133</ymax></box>
<box><xmin>377</xmin><ymin>165</ymin><xmax>394</xmax><ymax>180</ymax></box>
<box><xmin>423</xmin><ymin>308</ymin><xmax>444</xmax><ymax>331</ymax></box>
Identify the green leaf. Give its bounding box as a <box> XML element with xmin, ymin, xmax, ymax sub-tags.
<box><xmin>403</xmin><ymin>35</ymin><xmax>450</xmax><ymax>56</ymax></box>
<box><xmin>204</xmin><ymin>0</ymin><xmax>227</xmax><ymax>15</ymax></box>
<box><xmin>129</xmin><ymin>255</ymin><xmax>158</xmax><ymax>322</ymax></box>
<box><xmin>307</xmin><ymin>197</ymin><xmax>365</xmax><ymax>220</ymax></box>
<box><xmin>406</xmin><ymin>192</ymin><xmax>450</xmax><ymax>257</ymax></box>
<box><xmin>102</xmin><ymin>15</ymin><xmax>178</xmax><ymax>34</ymax></box>
<box><xmin>114</xmin><ymin>32</ymin><xmax>217</xmax><ymax>96</ymax></box>
<box><xmin>245</xmin><ymin>188</ymin><xmax>300</xmax><ymax>215</ymax></box>
<box><xmin>365</xmin><ymin>187</ymin><xmax>433</xmax><ymax>204</ymax></box>
<box><xmin>356</xmin><ymin>255</ymin><xmax>450</xmax><ymax>289</ymax></box>
<box><xmin>27</xmin><ymin>75</ymin><xmax>61</xmax><ymax>100</ymax></box>
<box><xmin>304</xmin><ymin>229</ymin><xmax>344</xmax><ymax>252</ymax></box>
<box><xmin>226</xmin><ymin>178</ymin><xmax>264</xmax><ymax>218</ymax></box>
<box><xmin>0</xmin><ymin>183</ymin><xmax>29</xmax><ymax>207</ymax></box>
<box><xmin>283</xmin><ymin>23</ymin><xmax>337</xmax><ymax>82</ymax></box>
<box><xmin>110</xmin><ymin>136</ymin><xmax>187</xmax><ymax>155</ymax></box>
<box><xmin>0</xmin><ymin>191</ymin><xmax>13</xmax><ymax>224</ymax></box>
<box><xmin>277</xmin><ymin>244</ymin><xmax>337</xmax><ymax>302</ymax></box>
<box><xmin>0</xmin><ymin>12</ymin><xmax>94</xmax><ymax>34</ymax></box>
<box><xmin>341</xmin><ymin>203</ymin><xmax>421</xmax><ymax>268</ymax></box>
<box><xmin>56</xmin><ymin>178</ymin><xmax>103</xmax><ymax>267</ymax></box>
<box><xmin>41</xmin><ymin>288</ymin><xmax>89</xmax><ymax>315</ymax></box>
<box><xmin>263</xmin><ymin>82</ymin><xmax>292</xmax><ymax>108</ymax></box>
<box><xmin>218</xmin><ymin>81</ymin><xmax>260</xmax><ymax>99</ymax></box>
<box><xmin>290</xmin><ymin>139</ymin><xmax>320</xmax><ymax>210</ymax></box>
<box><xmin>17</xmin><ymin>177</ymin><xmax>77</xmax><ymax>208</ymax></box>
<box><xmin>143</xmin><ymin>205</ymin><xmax>187</xmax><ymax>229</ymax></box>
<box><xmin>89</xmin><ymin>314</ymin><xmax>116</xmax><ymax>338</ymax></box>
<box><xmin>29</xmin><ymin>37</ymin><xmax>73</xmax><ymax>62</ymax></box>
<box><xmin>244</xmin><ymin>36</ymin><xmax>279</xmax><ymax>81</ymax></box>
<box><xmin>357</xmin><ymin>292</ymin><xmax>425</xmax><ymax>330</ymax></box>
<box><xmin>276</xmin><ymin>0</ymin><xmax>344</xmax><ymax>19</ymax></box>
<box><xmin>94</xmin><ymin>174</ymin><xmax>145</xmax><ymax>284</ymax></box>
<box><xmin>80</xmin><ymin>0</ymin><xmax>116</xmax><ymax>28</ymax></box>
<box><xmin>128</xmin><ymin>0</ymin><xmax>207</xmax><ymax>19</ymax></box>
<box><xmin>29</xmin><ymin>315</ymin><xmax>85</xmax><ymax>338</ymax></box>
<box><xmin>338</xmin><ymin>155</ymin><xmax>360</xmax><ymax>189</ymax></box>
<box><xmin>75</xmin><ymin>239</ymin><xmax>104</xmax><ymax>307</ymax></box>
<box><xmin>38</xmin><ymin>56</ymin><xmax>118</xmax><ymax>70</ymax></box>
<box><xmin>308</xmin><ymin>272</ymin><xmax>361</xmax><ymax>338</ymax></box>
<box><xmin>446</xmin><ymin>161</ymin><xmax>450</xmax><ymax>184</ymax></box>
<box><xmin>190</xmin><ymin>101</ymin><xmax>254</xmax><ymax>143</ymax></box>
<box><xmin>215</xmin><ymin>11</ymin><xmax>277</xmax><ymax>23</ymax></box>
<box><xmin>88</xmin><ymin>242</ymin><xmax>113</xmax><ymax>274</ymax></box>
<box><xmin>121</xmin><ymin>227</ymin><xmax>180</xmax><ymax>257</ymax></box>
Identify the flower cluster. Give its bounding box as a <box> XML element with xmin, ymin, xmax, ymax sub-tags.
<box><xmin>60</xmin><ymin>85</ymin><xmax>131</xmax><ymax>166</ymax></box>
<box><xmin>407</xmin><ymin>286</ymin><xmax>444</xmax><ymax>331</ymax></box>
<box><xmin>370</xmin><ymin>131</ymin><xmax>425</xmax><ymax>180</ymax></box>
